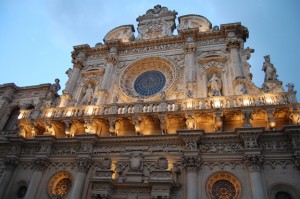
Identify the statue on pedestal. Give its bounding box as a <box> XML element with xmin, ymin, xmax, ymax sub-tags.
<box><xmin>208</xmin><ymin>73</ymin><xmax>222</xmax><ymax>96</ymax></box>
<box><xmin>80</xmin><ymin>84</ymin><xmax>94</xmax><ymax>105</ymax></box>
<box><xmin>47</xmin><ymin>78</ymin><xmax>61</xmax><ymax>100</ymax></box>
<box><xmin>262</xmin><ymin>55</ymin><xmax>278</xmax><ymax>81</ymax></box>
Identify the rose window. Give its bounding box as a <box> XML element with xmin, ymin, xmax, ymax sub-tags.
<box><xmin>207</xmin><ymin>172</ymin><xmax>241</xmax><ymax>199</ymax></box>
<box><xmin>119</xmin><ymin>56</ymin><xmax>176</xmax><ymax>100</ymax></box>
<box><xmin>48</xmin><ymin>171</ymin><xmax>72</xmax><ymax>199</ymax></box>
<box><xmin>134</xmin><ymin>70</ymin><xmax>166</xmax><ymax>96</ymax></box>
<box><xmin>211</xmin><ymin>180</ymin><xmax>236</xmax><ymax>199</ymax></box>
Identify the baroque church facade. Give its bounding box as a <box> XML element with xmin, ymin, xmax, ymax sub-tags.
<box><xmin>0</xmin><ymin>5</ymin><xmax>300</xmax><ymax>199</ymax></box>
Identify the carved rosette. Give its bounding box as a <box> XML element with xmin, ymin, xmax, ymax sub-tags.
<box><xmin>182</xmin><ymin>156</ymin><xmax>201</xmax><ymax>172</ymax></box>
<box><xmin>244</xmin><ymin>155</ymin><xmax>263</xmax><ymax>172</ymax></box>
<box><xmin>75</xmin><ymin>157</ymin><xmax>93</xmax><ymax>173</ymax></box>
<box><xmin>4</xmin><ymin>157</ymin><xmax>20</xmax><ymax>171</ymax></box>
<box><xmin>34</xmin><ymin>157</ymin><xmax>50</xmax><ymax>171</ymax></box>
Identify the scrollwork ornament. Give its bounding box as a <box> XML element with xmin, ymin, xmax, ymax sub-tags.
<box><xmin>244</xmin><ymin>155</ymin><xmax>263</xmax><ymax>172</ymax></box>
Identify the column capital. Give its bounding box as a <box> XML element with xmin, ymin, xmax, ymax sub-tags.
<box><xmin>244</xmin><ymin>154</ymin><xmax>263</xmax><ymax>172</ymax></box>
<box><xmin>75</xmin><ymin>157</ymin><xmax>93</xmax><ymax>173</ymax></box>
<box><xmin>105</xmin><ymin>53</ymin><xmax>118</xmax><ymax>65</ymax></box>
<box><xmin>4</xmin><ymin>156</ymin><xmax>20</xmax><ymax>171</ymax></box>
<box><xmin>177</xmin><ymin>130</ymin><xmax>203</xmax><ymax>151</ymax></box>
<box><xmin>33</xmin><ymin>157</ymin><xmax>50</xmax><ymax>171</ymax></box>
<box><xmin>284</xmin><ymin>125</ymin><xmax>300</xmax><ymax>149</ymax></box>
<box><xmin>182</xmin><ymin>156</ymin><xmax>201</xmax><ymax>172</ymax></box>
<box><xmin>294</xmin><ymin>152</ymin><xmax>300</xmax><ymax>170</ymax></box>
<box><xmin>226</xmin><ymin>38</ymin><xmax>242</xmax><ymax>51</ymax></box>
<box><xmin>236</xmin><ymin>127</ymin><xmax>264</xmax><ymax>149</ymax></box>
<box><xmin>183</xmin><ymin>43</ymin><xmax>197</xmax><ymax>54</ymax></box>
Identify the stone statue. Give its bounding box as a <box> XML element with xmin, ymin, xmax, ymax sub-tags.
<box><xmin>186</xmin><ymin>116</ymin><xmax>196</xmax><ymax>129</ymax></box>
<box><xmin>286</xmin><ymin>83</ymin><xmax>295</xmax><ymax>93</ymax></box>
<box><xmin>262</xmin><ymin>55</ymin><xmax>278</xmax><ymax>81</ymax></box>
<box><xmin>289</xmin><ymin>109</ymin><xmax>300</xmax><ymax>125</ymax></box>
<box><xmin>160</xmin><ymin>91</ymin><xmax>166</xmax><ymax>100</ymax></box>
<box><xmin>81</xmin><ymin>84</ymin><xmax>94</xmax><ymax>105</ymax></box>
<box><xmin>208</xmin><ymin>73</ymin><xmax>222</xmax><ymax>96</ymax></box>
<box><xmin>47</xmin><ymin>78</ymin><xmax>61</xmax><ymax>99</ymax></box>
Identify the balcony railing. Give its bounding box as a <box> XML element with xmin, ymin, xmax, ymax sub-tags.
<box><xmin>18</xmin><ymin>92</ymin><xmax>297</xmax><ymax>120</ymax></box>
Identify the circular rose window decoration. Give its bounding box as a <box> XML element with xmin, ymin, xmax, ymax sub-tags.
<box><xmin>134</xmin><ymin>70</ymin><xmax>166</xmax><ymax>96</ymax></box>
<box><xmin>120</xmin><ymin>57</ymin><xmax>176</xmax><ymax>100</ymax></box>
<box><xmin>207</xmin><ymin>172</ymin><xmax>241</xmax><ymax>199</ymax></box>
<box><xmin>48</xmin><ymin>171</ymin><xmax>72</xmax><ymax>199</ymax></box>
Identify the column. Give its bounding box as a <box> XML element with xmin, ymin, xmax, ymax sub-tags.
<box><xmin>24</xmin><ymin>157</ymin><xmax>50</xmax><ymax>199</ymax></box>
<box><xmin>183</xmin><ymin>156</ymin><xmax>200</xmax><ymax>199</ymax></box>
<box><xmin>0</xmin><ymin>157</ymin><xmax>19</xmax><ymax>198</ymax></box>
<box><xmin>0</xmin><ymin>88</ymin><xmax>15</xmax><ymax>129</ymax></box>
<box><xmin>64</xmin><ymin>64</ymin><xmax>82</xmax><ymax>95</ymax></box>
<box><xmin>183</xmin><ymin>43</ymin><xmax>197</xmax><ymax>98</ymax></box>
<box><xmin>60</xmin><ymin>64</ymin><xmax>82</xmax><ymax>107</ymax></box>
<box><xmin>226</xmin><ymin>38</ymin><xmax>243</xmax><ymax>79</ymax></box>
<box><xmin>183</xmin><ymin>43</ymin><xmax>197</xmax><ymax>83</ymax></box>
<box><xmin>97</xmin><ymin>53</ymin><xmax>117</xmax><ymax>105</ymax></box>
<box><xmin>244</xmin><ymin>155</ymin><xmax>265</xmax><ymax>199</ymax></box>
<box><xmin>69</xmin><ymin>158</ymin><xmax>92</xmax><ymax>199</ymax></box>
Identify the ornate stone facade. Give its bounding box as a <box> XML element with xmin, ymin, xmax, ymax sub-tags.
<box><xmin>0</xmin><ymin>5</ymin><xmax>300</xmax><ymax>199</ymax></box>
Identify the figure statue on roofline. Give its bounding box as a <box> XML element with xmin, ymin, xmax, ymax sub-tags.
<box><xmin>262</xmin><ymin>55</ymin><xmax>278</xmax><ymax>82</ymax></box>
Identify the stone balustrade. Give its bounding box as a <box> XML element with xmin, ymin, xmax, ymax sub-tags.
<box><xmin>17</xmin><ymin>92</ymin><xmax>297</xmax><ymax>120</ymax></box>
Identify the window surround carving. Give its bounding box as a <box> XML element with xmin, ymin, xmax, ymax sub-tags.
<box><xmin>206</xmin><ymin>171</ymin><xmax>241</xmax><ymax>199</ymax></box>
<box><xmin>48</xmin><ymin>171</ymin><xmax>73</xmax><ymax>199</ymax></box>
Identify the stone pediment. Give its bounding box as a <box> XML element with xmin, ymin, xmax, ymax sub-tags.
<box><xmin>177</xmin><ymin>14</ymin><xmax>212</xmax><ymax>32</ymax></box>
<box><xmin>136</xmin><ymin>5</ymin><xmax>178</xmax><ymax>40</ymax></box>
<box><xmin>104</xmin><ymin>25</ymin><xmax>135</xmax><ymax>43</ymax></box>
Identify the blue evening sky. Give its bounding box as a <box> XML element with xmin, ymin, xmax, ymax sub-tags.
<box><xmin>0</xmin><ymin>0</ymin><xmax>299</xmax><ymax>99</ymax></box>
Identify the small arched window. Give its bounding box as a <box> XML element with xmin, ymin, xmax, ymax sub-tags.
<box><xmin>3</xmin><ymin>107</ymin><xmax>20</xmax><ymax>131</ymax></box>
